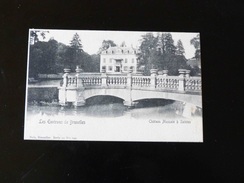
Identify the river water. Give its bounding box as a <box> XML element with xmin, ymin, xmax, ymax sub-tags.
<box><xmin>26</xmin><ymin>100</ymin><xmax>202</xmax><ymax>120</ymax></box>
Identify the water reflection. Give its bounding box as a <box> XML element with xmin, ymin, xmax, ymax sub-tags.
<box><xmin>27</xmin><ymin>100</ymin><xmax>202</xmax><ymax>119</ymax></box>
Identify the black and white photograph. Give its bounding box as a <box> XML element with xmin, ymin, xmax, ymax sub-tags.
<box><xmin>24</xmin><ymin>29</ymin><xmax>202</xmax><ymax>142</ymax></box>
<box><xmin>2</xmin><ymin>1</ymin><xmax>244</xmax><ymax>182</ymax></box>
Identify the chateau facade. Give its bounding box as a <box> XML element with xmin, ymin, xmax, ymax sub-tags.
<box><xmin>100</xmin><ymin>45</ymin><xmax>138</xmax><ymax>73</ymax></box>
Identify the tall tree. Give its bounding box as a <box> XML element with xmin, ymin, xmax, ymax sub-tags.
<box><xmin>163</xmin><ymin>33</ymin><xmax>176</xmax><ymax>55</ymax></box>
<box><xmin>70</xmin><ymin>33</ymin><xmax>83</xmax><ymax>51</ymax></box>
<box><xmin>66</xmin><ymin>33</ymin><xmax>84</xmax><ymax>70</ymax></box>
<box><xmin>137</xmin><ymin>32</ymin><xmax>191</xmax><ymax>75</ymax></box>
<box><xmin>176</xmin><ymin>39</ymin><xmax>185</xmax><ymax>55</ymax></box>
<box><xmin>190</xmin><ymin>34</ymin><xmax>201</xmax><ymax>60</ymax></box>
<box><xmin>137</xmin><ymin>33</ymin><xmax>158</xmax><ymax>73</ymax></box>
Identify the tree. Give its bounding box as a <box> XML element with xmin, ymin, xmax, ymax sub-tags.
<box><xmin>28</xmin><ymin>39</ymin><xmax>58</xmax><ymax>77</ymax></box>
<box><xmin>98</xmin><ymin>40</ymin><xmax>116</xmax><ymax>54</ymax></box>
<box><xmin>65</xmin><ymin>33</ymin><xmax>84</xmax><ymax>70</ymax></box>
<box><xmin>85</xmin><ymin>54</ymin><xmax>100</xmax><ymax>72</ymax></box>
<box><xmin>163</xmin><ymin>33</ymin><xmax>176</xmax><ymax>55</ymax></box>
<box><xmin>137</xmin><ymin>32</ymin><xmax>190</xmax><ymax>75</ymax></box>
<box><xmin>176</xmin><ymin>39</ymin><xmax>185</xmax><ymax>55</ymax></box>
<box><xmin>190</xmin><ymin>34</ymin><xmax>201</xmax><ymax>60</ymax></box>
<box><xmin>70</xmin><ymin>33</ymin><xmax>83</xmax><ymax>51</ymax></box>
<box><xmin>137</xmin><ymin>33</ymin><xmax>158</xmax><ymax>73</ymax></box>
<box><xmin>55</xmin><ymin>42</ymin><xmax>69</xmax><ymax>73</ymax></box>
<box><xmin>30</xmin><ymin>30</ymin><xmax>49</xmax><ymax>44</ymax></box>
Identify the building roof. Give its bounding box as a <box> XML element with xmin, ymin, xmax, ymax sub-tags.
<box><xmin>101</xmin><ymin>45</ymin><xmax>138</xmax><ymax>55</ymax></box>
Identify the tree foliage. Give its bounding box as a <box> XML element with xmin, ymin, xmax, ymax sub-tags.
<box><xmin>190</xmin><ymin>34</ymin><xmax>201</xmax><ymax>60</ymax></box>
<box><xmin>163</xmin><ymin>33</ymin><xmax>176</xmax><ymax>55</ymax></box>
<box><xmin>98</xmin><ymin>40</ymin><xmax>116</xmax><ymax>54</ymax></box>
<box><xmin>30</xmin><ymin>30</ymin><xmax>49</xmax><ymax>44</ymax></box>
<box><xmin>137</xmin><ymin>33</ymin><xmax>191</xmax><ymax>75</ymax></box>
<box><xmin>28</xmin><ymin>34</ymin><xmax>100</xmax><ymax>78</ymax></box>
<box><xmin>176</xmin><ymin>39</ymin><xmax>185</xmax><ymax>55</ymax></box>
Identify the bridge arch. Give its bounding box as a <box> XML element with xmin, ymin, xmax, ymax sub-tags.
<box><xmin>131</xmin><ymin>90</ymin><xmax>202</xmax><ymax>107</ymax></box>
<box><xmin>83</xmin><ymin>88</ymin><xmax>131</xmax><ymax>102</ymax></box>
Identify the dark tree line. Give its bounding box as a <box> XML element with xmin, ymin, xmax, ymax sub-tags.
<box><xmin>137</xmin><ymin>32</ymin><xmax>200</xmax><ymax>76</ymax></box>
<box><xmin>28</xmin><ymin>31</ymin><xmax>201</xmax><ymax>78</ymax></box>
<box><xmin>29</xmin><ymin>32</ymin><xmax>100</xmax><ymax>78</ymax></box>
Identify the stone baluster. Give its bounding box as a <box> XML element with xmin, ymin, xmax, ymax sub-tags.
<box><xmin>178</xmin><ymin>69</ymin><xmax>186</xmax><ymax>92</ymax></box>
<box><xmin>150</xmin><ymin>69</ymin><xmax>158</xmax><ymax>89</ymax></box>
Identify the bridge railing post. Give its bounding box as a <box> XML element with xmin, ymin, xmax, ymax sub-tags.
<box><xmin>59</xmin><ymin>68</ymin><xmax>71</xmax><ymax>106</ymax></box>
<box><xmin>75</xmin><ymin>66</ymin><xmax>83</xmax><ymax>88</ymax></box>
<box><xmin>101</xmin><ymin>69</ymin><xmax>107</xmax><ymax>87</ymax></box>
<box><xmin>150</xmin><ymin>69</ymin><xmax>158</xmax><ymax>89</ymax></box>
<box><xmin>62</xmin><ymin>68</ymin><xmax>71</xmax><ymax>87</ymax></box>
<box><xmin>126</xmin><ymin>69</ymin><xmax>133</xmax><ymax>89</ymax></box>
<box><xmin>178</xmin><ymin>69</ymin><xmax>186</xmax><ymax>92</ymax></box>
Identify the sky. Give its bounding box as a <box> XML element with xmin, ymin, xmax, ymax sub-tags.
<box><xmin>30</xmin><ymin>29</ymin><xmax>199</xmax><ymax>59</ymax></box>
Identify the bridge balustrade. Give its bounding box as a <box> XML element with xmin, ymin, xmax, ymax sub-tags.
<box><xmin>81</xmin><ymin>76</ymin><xmax>102</xmax><ymax>87</ymax></box>
<box><xmin>62</xmin><ymin>69</ymin><xmax>201</xmax><ymax>93</ymax></box>
<box><xmin>132</xmin><ymin>76</ymin><xmax>151</xmax><ymax>88</ymax></box>
<box><xmin>67</xmin><ymin>75</ymin><xmax>77</xmax><ymax>87</ymax></box>
<box><xmin>184</xmin><ymin>77</ymin><xmax>202</xmax><ymax>92</ymax></box>
<box><xmin>156</xmin><ymin>76</ymin><xmax>179</xmax><ymax>91</ymax></box>
<box><xmin>106</xmin><ymin>76</ymin><xmax>127</xmax><ymax>88</ymax></box>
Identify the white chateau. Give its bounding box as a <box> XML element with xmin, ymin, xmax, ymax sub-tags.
<box><xmin>100</xmin><ymin>44</ymin><xmax>138</xmax><ymax>73</ymax></box>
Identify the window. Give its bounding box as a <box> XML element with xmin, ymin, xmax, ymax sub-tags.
<box><xmin>103</xmin><ymin>58</ymin><xmax>106</xmax><ymax>63</ymax></box>
<box><xmin>112</xmin><ymin>51</ymin><xmax>114</xmax><ymax>54</ymax></box>
<box><xmin>110</xmin><ymin>58</ymin><xmax>112</xmax><ymax>63</ymax></box>
<box><xmin>130</xmin><ymin>66</ymin><xmax>134</xmax><ymax>71</ymax></box>
<box><xmin>102</xmin><ymin>66</ymin><xmax>106</xmax><ymax>71</ymax></box>
<box><xmin>125</xmin><ymin>58</ymin><xmax>127</xmax><ymax>63</ymax></box>
<box><xmin>108</xmin><ymin>66</ymin><xmax>112</xmax><ymax>71</ymax></box>
<box><xmin>132</xmin><ymin>58</ymin><xmax>134</xmax><ymax>63</ymax></box>
<box><xmin>124</xmin><ymin>66</ymin><xmax>128</xmax><ymax>71</ymax></box>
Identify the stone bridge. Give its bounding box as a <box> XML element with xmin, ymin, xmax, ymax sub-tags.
<box><xmin>58</xmin><ymin>68</ymin><xmax>202</xmax><ymax>109</ymax></box>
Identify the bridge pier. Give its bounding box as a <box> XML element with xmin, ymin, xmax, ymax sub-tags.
<box><xmin>123</xmin><ymin>100</ymin><xmax>136</xmax><ymax>108</ymax></box>
<box><xmin>182</xmin><ymin>103</ymin><xmax>197</xmax><ymax>118</ymax></box>
<box><xmin>59</xmin><ymin>67</ymin><xmax>86</xmax><ymax>107</ymax></box>
<box><xmin>58</xmin><ymin>88</ymin><xmax>68</xmax><ymax>106</ymax></box>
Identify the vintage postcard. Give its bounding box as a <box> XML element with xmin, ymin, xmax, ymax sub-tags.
<box><xmin>24</xmin><ymin>29</ymin><xmax>202</xmax><ymax>142</ymax></box>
